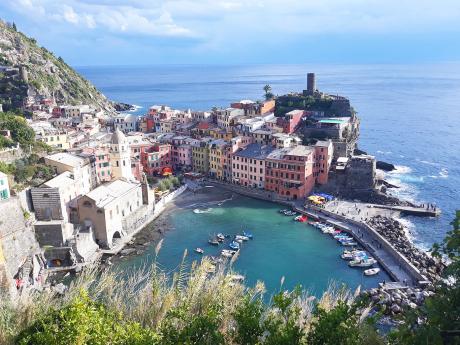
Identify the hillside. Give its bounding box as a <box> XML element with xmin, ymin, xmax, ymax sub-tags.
<box><xmin>0</xmin><ymin>20</ymin><xmax>119</xmax><ymax>113</ymax></box>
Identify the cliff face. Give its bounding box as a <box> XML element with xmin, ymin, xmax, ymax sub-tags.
<box><xmin>0</xmin><ymin>20</ymin><xmax>117</xmax><ymax>113</ymax></box>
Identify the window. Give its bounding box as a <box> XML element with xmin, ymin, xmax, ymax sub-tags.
<box><xmin>83</xmin><ymin>201</ymin><xmax>92</xmax><ymax>208</ymax></box>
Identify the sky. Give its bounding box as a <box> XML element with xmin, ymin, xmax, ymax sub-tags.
<box><xmin>1</xmin><ymin>0</ymin><xmax>460</xmax><ymax>66</ymax></box>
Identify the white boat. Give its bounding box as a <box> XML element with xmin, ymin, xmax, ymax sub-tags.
<box><xmin>341</xmin><ymin>250</ymin><xmax>366</xmax><ymax>260</ymax></box>
<box><xmin>235</xmin><ymin>235</ymin><xmax>249</xmax><ymax>241</ymax></box>
<box><xmin>349</xmin><ymin>258</ymin><xmax>377</xmax><ymax>267</ymax></box>
<box><xmin>194</xmin><ymin>248</ymin><xmax>204</xmax><ymax>254</ymax></box>
<box><xmin>221</xmin><ymin>251</ymin><xmax>233</xmax><ymax>258</ymax></box>
<box><xmin>217</xmin><ymin>233</ymin><xmax>225</xmax><ymax>241</ymax></box>
<box><xmin>341</xmin><ymin>241</ymin><xmax>358</xmax><ymax>246</ymax></box>
<box><xmin>364</xmin><ymin>268</ymin><xmax>381</xmax><ymax>276</ymax></box>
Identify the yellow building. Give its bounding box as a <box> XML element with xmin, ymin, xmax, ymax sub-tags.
<box><xmin>209</xmin><ymin>139</ymin><xmax>228</xmax><ymax>180</ymax></box>
<box><xmin>192</xmin><ymin>139</ymin><xmax>212</xmax><ymax>173</ymax></box>
<box><xmin>36</xmin><ymin>130</ymin><xmax>70</xmax><ymax>149</ymax></box>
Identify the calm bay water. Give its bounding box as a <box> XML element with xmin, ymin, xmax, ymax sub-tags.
<box><xmin>114</xmin><ymin>193</ymin><xmax>390</xmax><ymax>295</ymax></box>
<box><xmin>77</xmin><ymin>63</ymin><xmax>460</xmax><ymax>292</ymax></box>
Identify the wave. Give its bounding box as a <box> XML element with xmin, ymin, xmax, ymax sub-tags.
<box><xmin>416</xmin><ymin>159</ymin><xmax>439</xmax><ymax>166</ymax></box>
<box><xmin>376</xmin><ymin>150</ymin><xmax>392</xmax><ymax>155</ymax></box>
<box><xmin>387</xmin><ymin>165</ymin><xmax>412</xmax><ymax>175</ymax></box>
<box><xmin>429</xmin><ymin>168</ymin><xmax>448</xmax><ymax>179</ymax></box>
<box><xmin>193</xmin><ymin>208</ymin><xmax>213</xmax><ymax>214</ymax></box>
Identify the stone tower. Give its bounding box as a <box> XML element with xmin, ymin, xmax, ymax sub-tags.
<box><xmin>307</xmin><ymin>73</ymin><xmax>316</xmax><ymax>95</ymax></box>
<box><xmin>110</xmin><ymin>129</ymin><xmax>133</xmax><ymax>180</ymax></box>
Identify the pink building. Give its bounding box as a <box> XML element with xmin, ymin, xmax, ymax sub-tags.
<box><xmin>140</xmin><ymin>143</ymin><xmax>172</xmax><ymax>176</ymax></box>
<box><xmin>81</xmin><ymin>147</ymin><xmax>112</xmax><ymax>183</ymax></box>
<box><xmin>277</xmin><ymin>109</ymin><xmax>304</xmax><ymax>134</ymax></box>
<box><xmin>265</xmin><ymin>145</ymin><xmax>315</xmax><ymax>200</ymax></box>
<box><xmin>313</xmin><ymin>140</ymin><xmax>334</xmax><ymax>185</ymax></box>
<box><xmin>231</xmin><ymin>143</ymin><xmax>275</xmax><ymax>188</ymax></box>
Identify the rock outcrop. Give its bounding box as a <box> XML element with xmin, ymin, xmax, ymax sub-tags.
<box><xmin>0</xmin><ymin>20</ymin><xmax>123</xmax><ymax>113</ymax></box>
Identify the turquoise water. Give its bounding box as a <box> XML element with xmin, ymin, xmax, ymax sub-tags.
<box><xmin>114</xmin><ymin>194</ymin><xmax>390</xmax><ymax>296</ymax></box>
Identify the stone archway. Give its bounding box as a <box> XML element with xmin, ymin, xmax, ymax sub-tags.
<box><xmin>111</xmin><ymin>231</ymin><xmax>122</xmax><ymax>247</ymax></box>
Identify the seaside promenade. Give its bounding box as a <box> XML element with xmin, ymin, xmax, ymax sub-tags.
<box><xmin>204</xmin><ymin>179</ymin><xmax>427</xmax><ymax>287</ymax></box>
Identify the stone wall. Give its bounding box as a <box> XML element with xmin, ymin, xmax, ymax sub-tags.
<box><xmin>0</xmin><ymin>197</ymin><xmax>40</xmax><ymax>277</ymax></box>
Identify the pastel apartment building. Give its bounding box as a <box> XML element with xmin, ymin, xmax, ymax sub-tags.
<box><xmin>82</xmin><ymin>147</ymin><xmax>112</xmax><ymax>183</ymax></box>
<box><xmin>313</xmin><ymin>140</ymin><xmax>334</xmax><ymax>185</ymax></box>
<box><xmin>232</xmin><ymin>143</ymin><xmax>275</xmax><ymax>188</ymax></box>
<box><xmin>140</xmin><ymin>143</ymin><xmax>172</xmax><ymax>176</ymax></box>
<box><xmin>209</xmin><ymin>139</ymin><xmax>228</xmax><ymax>180</ymax></box>
<box><xmin>265</xmin><ymin>145</ymin><xmax>316</xmax><ymax>200</ymax></box>
<box><xmin>277</xmin><ymin>109</ymin><xmax>305</xmax><ymax>134</ymax></box>
<box><xmin>192</xmin><ymin>138</ymin><xmax>213</xmax><ymax>174</ymax></box>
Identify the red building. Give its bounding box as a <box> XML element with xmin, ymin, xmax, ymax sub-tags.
<box><xmin>265</xmin><ymin>145</ymin><xmax>315</xmax><ymax>200</ymax></box>
<box><xmin>277</xmin><ymin>109</ymin><xmax>304</xmax><ymax>134</ymax></box>
<box><xmin>140</xmin><ymin>143</ymin><xmax>172</xmax><ymax>176</ymax></box>
<box><xmin>139</xmin><ymin>115</ymin><xmax>155</xmax><ymax>133</ymax></box>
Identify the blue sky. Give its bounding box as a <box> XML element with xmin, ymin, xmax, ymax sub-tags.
<box><xmin>1</xmin><ymin>0</ymin><xmax>460</xmax><ymax>66</ymax></box>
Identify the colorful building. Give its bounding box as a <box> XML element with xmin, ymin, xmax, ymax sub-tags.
<box><xmin>140</xmin><ymin>143</ymin><xmax>172</xmax><ymax>176</ymax></box>
<box><xmin>192</xmin><ymin>138</ymin><xmax>212</xmax><ymax>174</ymax></box>
<box><xmin>209</xmin><ymin>139</ymin><xmax>228</xmax><ymax>180</ymax></box>
<box><xmin>82</xmin><ymin>147</ymin><xmax>112</xmax><ymax>183</ymax></box>
<box><xmin>231</xmin><ymin>143</ymin><xmax>275</xmax><ymax>188</ymax></box>
<box><xmin>277</xmin><ymin>109</ymin><xmax>304</xmax><ymax>134</ymax></box>
<box><xmin>265</xmin><ymin>145</ymin><xmax>315</xmax><ymax>200</ymax></box>
<box><xmin>313</xmin><ymin>140</ymin><xmax>334</xmax><ymax>185</ymax></box>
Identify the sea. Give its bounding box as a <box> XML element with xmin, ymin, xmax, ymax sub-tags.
<box><xmin>77</xmin><ymin>63</ymin><xmax>460</xmax><ymax>292</ymax></box>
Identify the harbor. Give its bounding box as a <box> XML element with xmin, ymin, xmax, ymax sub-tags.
<box><xmin>111</xmin><ymin>188</ymin><xmax>392</xmax><ymax>295</ymax></box>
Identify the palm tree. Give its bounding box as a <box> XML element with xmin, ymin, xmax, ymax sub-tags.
<box><xmin>263</xmin><ymin>84</ymin><xmax>273</xmax><ymax>100</ymax></box>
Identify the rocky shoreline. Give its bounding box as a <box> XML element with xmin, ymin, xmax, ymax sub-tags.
<box><xmin>362</xmin><ymin>215</ymin><xmax>444</xmax><ymax>316</ymax></box>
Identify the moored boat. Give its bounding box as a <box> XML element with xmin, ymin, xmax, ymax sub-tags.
<box><xmin>208</xmin><ymin>239</ymin><xmax>219</xmax><ymax>246</ymax></box>
<box><xmin>235</xmin><ymin>235</ymin><xmax>249</xmax><ymax>241</ymax></box>
<box><xmin>229</xmin><ymin>241</ymin><xmax>240</xmax><ymax>250</ymax></box>
<box><xmin>217</xmin><ymin>233</ymin><xmax>225</xmax><ymax>241</ymax></box>
<box><xmin>194</xmin><ymin>248</ymin><xmax>204</xmax><ymax>254</ymax></box>
<box><xmin>349</xmin><ymin>258</ymin><xmax>377</xmax><ymax>267</ymax></box>
<box><xmin>364</xmin><ymin>268</ymin><xmax>381</xmax><ymax>276</ymax></box>
<box><xmin>242</xmin><ymin>231</ymin><xmax>253</xmax><ymax>239</ymax></box>
<box><xmin>341</xmin><ymin>241</ymin><xmax>358</xmax><ymax>246</ymax></box>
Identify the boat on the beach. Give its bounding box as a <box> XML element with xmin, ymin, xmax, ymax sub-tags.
<box><xmin>349</xmin><ymin>258</ymin><xmax>377</xmax><ymax>267</ymax></box>
<box><xmin>229</xmin><ymin>241</ymin><xmax>240</xmax><ymax>250</ymax></box>
<box><xmin>242</xmin><ymin>231</ymin><xmax>253</xmax><ymax>239</ymax></box>
<box><xmin>194</xmin><ymin>248</ymin><xmax>204</xmax><ymax>254</ymax></box>
<box><xmin>364</xmin><ymin>268</ymin><xmax>381</xmax><ymax>276</ymax></box>
<box><xmin>208</xmin><ymin>239</ymin><xmax>219</xmax><ymax>246</ymax></box>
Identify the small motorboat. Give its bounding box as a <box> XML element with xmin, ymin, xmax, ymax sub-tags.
<box><xmin>294</xmin><ymin>215</ymin><xmax>308</xmax><ymax>222</ymax></box>
<box><xmin>341</xmin><ymin>241</ymin><xmax>358</xmax><ymax>246</ymax></box>
<box><xmin>194</xmin><ymin>248</ymin><xmax>204</xmax><ymax>254</ymax></box>
<box><xmin>235</xmin><ymin>235</ymin><xmax>249</xmax><ymax>241</ymax></box>
<box><xmin>229</xmin><ymin>241</ymin><xmax>240</xmax><ymax>250</ymax></box>
<box><xmin>242</xmin><ymin>231</ymin><xmax>253</xmax><ymax>239</ymax></box>
<box><xmin>217</xmin><ymin>233</ymin><xmax>225</xmax><ymax>241</ymax></box>
<box><xmin>279</xmin><ymin>209</ymin><xmax>289</xmax><ymax>214</ymax></box>
<box><xmin>349</xmin><ymin>258</ymin><xmax>377</xmax><ymax>267</ymax></box>
<box><xmin>364</xmin><ymin>268</ymin><xmax>381</xmax><ymax>276</ymax></box>
<box><xmin>208</xmin><ymin>239</ymin><xmax>219</xmax><ymax>246</ymax></box>
<box><xmin>284</xmin><ymin>210</ymin><xmax>297</xmax><ymax>216</ymax></box>
<box><xmin>341</xmin><ymin>250</ymin><xmax>367</xmax><ymax>260</ymax></box>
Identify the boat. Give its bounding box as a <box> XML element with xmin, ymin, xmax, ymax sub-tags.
<box><xmin>229</xmin><ymin>241</ymin><xmax>240</xmax><ymax>250</ymax></box>
<box><xmin>279</xmin><ymin>209</ymin><xmax>289</xmax><ymax>214</ymax></box>
<box><xmin>341</xmin><ymin>241</ymin><xmax>358</xmax><ymax>246</ymax></box>
<box><xmin>221</xmin><ymin>251</ymin><xmax>233</xmax><ymax>258</ymax></box>
<box><xmin>194</xmin><ymin>248</ymin><xmax>204</xmax><ymax>254</ymax></box>
<box><xmin>235</xmin><ymin>235</ymin><xmax>249</xmax><ymax>241</ymax></box>
<box><xmin>349</xmin><ymin>258</ymin><xmax>377</xmax><ymax>267</ymax></box>
<box><xmin>284</xmin><ymin>210</ymin><xmax>297</xmax><ymax>216</ymax></box>
<box><xmin>294</xmin><ymin>215</ymin><xmax>308</xmax><ymax>222</ymax></box>
<box><xmin>364</xmin><ymin>268</ymin><xmax>381</xmax><ymax>276</ymax></box>
<box><xmin>242</xmin><ymin>231</ymin><xmax>253</xmax><ymax>239</ymax></box>
<box><xmin>208</xmin><ymin>239</ymin><xmax>219</xmax><ymax>246</ymax></box>
<box><xmin>217</xmin><ymin>233</ymin><xmax>225</xmax><ymax>241</ymax></box>
<box><xmin>336</xmin><ymin>236</ymin><xmax>354</xmax><ymax>243</ymax></box>
<box><xmin>341</xmin><ymin>250</ymin><xmax>367</xmax><ymax>260</ymax></box>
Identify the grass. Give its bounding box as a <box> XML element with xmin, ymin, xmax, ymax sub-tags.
<box><xmin>0</xmin><ymin>245</ymin><xmax>379</xmax><ymax>345</ymax></box>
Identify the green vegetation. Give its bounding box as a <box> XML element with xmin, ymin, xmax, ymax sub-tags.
<box><xmin>275</xmin><ymin>95</ymin><xmax>334</xmax><ymax>117</ymax></box>
<box><xmin>390</xmin><ymin>210</ymin><xmax>460</xmax><ymax>344</ymax></box>
<box><xmin>0</xmin><ymin>213</ymin><xmax>457</xmax><ymax>345</ymax></box>
<box><xmin>158</xmin><ymin>175</ymin><xmax>181</xmax><ymax>191</ymax></box>
<box><xmin>0</xmin><ymin>154</ymin><xmax>55</xmax><ymax>189</ymax></box>
<box><xmin>263</xmin><ymin>84</ymin><xmax>274</xmax><ymax>101</ymax></box>
<box><xmin>0</xmin><ymin>111</ymin><xmax>35</xmax><ymax>147</ymax></box>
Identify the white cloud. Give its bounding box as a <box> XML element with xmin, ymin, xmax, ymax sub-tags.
<box><xmin>62</xmin><ymin>5</ymin><xmax>79</xmax><ymax>24</ymax></box>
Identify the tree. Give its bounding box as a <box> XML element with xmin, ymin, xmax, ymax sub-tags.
<box><xmin>264</xmin><ymin>84</ymin><xmax>274</xmax><ymax>100</ymax></box>
<box><xmin>233</xmin><ymin>296</ymin><xmax>264</xmax><ymax>345</ymax></box>
<box><xmin>12</xmin><ymin>22</ymin><xmax>17</xmax><ymax>31</ymax></box>
<box><xmin>390</xmin><ymin>211</ymin><xmax>460</xmax><ymax>345</ymax></box>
